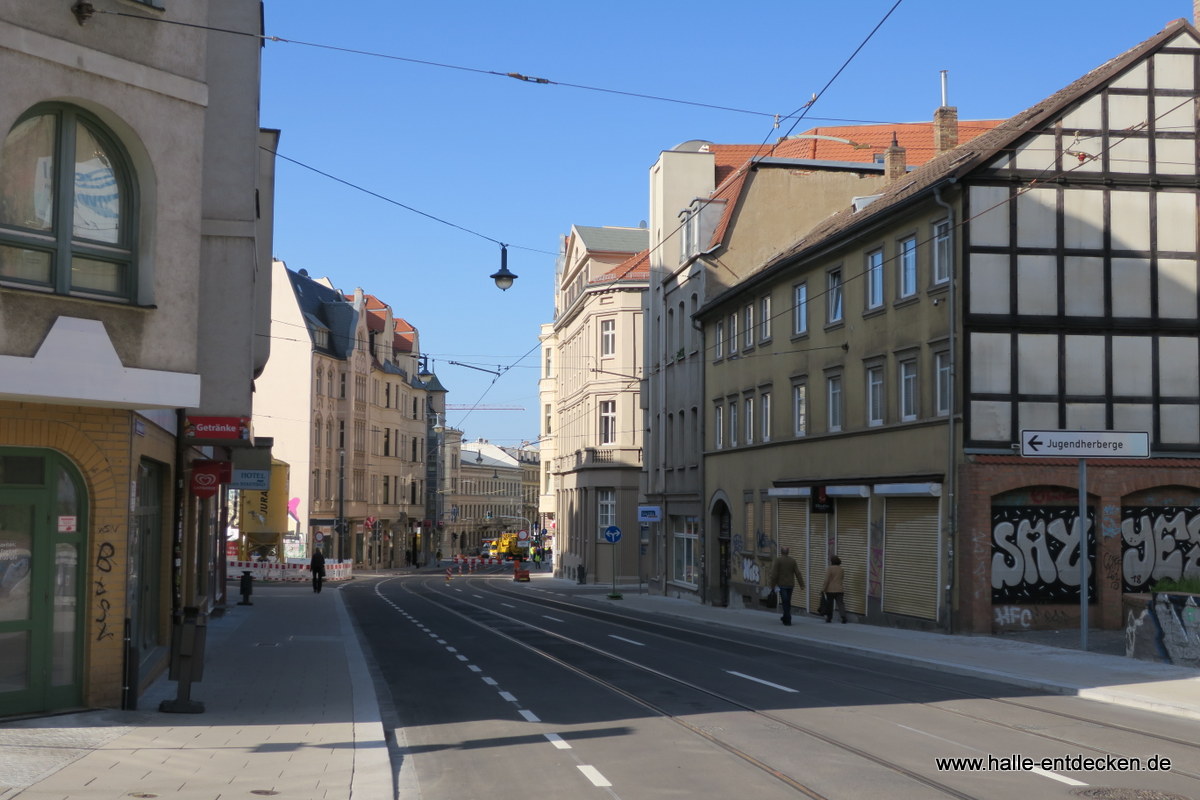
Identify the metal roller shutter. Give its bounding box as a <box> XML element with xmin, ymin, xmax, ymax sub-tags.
<box><xmin>882</xmin><ymin>498</ymin><xmax>941</xmax><ymax>620</ymax></box>
<box><xmin>835</xmin><ymin>498</ymin><xmax>869</xmax><ymax>615</ymax></box>
<box><xmin>807</xmin><ymin>510</ymin><xmax>829</xmax><ymax>611</ymax></box>
<box><xmin>777</xmin><ymin>499</ymin><xmax>807</xmax><ymax>611</ymax></box>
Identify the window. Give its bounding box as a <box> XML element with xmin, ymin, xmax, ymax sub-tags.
<box><xmin>672</xmin><ymin>516</ymin><xmax>700</xmax><ymax>584</ymax></box>
<box><xmin>744</xmin><ymin>397</ymin><xmax>754</xmax><ymax>444</ymax></box>
<box><xmin>597</xmin><ymin>489</ymin><xmax>616</xmax><ymax>536</ymax></box>
<box><xmin>935</xmin><ymin>351</ymin><xmax>951</xmax><ymax>416</ymax></box>
<box><xmin>0</xmin><ymin>106</ymin><xmax>136</xmax><ymax>300</ymax></box>
<box><xmin>793</xmin><ymin>282</ymin><xmax>808</xmax><ymax>335</ymax></box>
<box><xmin>599</xmin><ymin>400</ymin><xmax>617</xmax><ymax>445</ymax></box>
<box><xmin>544</xmin><ymin>347</ymin><xmax>553</xmax><ymax>377</ymax></box>
<box><xmin>714</xmin><ymin>404</ymin><xmax>724</xmax><ymax>449</ymax></box>
<box><xmin>867</xmin><ymin>366</ymin><xmax>884</xmax><ymax>426</ymax></box>
<box><xmin>900</xmin><ymin>359</ymin><xmax>918</xmax><ymax>420</ymax></box>
<box><xmin>743</xmin><ymin>304</ymin><xmax>754</xmax><ymax>349</ymax></box>
<box><xmin>933</xmin><ymin>219</ymin><xmax>952</xmax><ymax>284</ymax></box>
<box><xmin>600</xmin><ymin>318</ymin><xmax>615</xmax><ymax>357</ymax></box>
<box><xmin>729</xmin><ymin>312</ymin><xmax>738</xmax><ymax>352</ymax></box>
<box><xmin>827</xmin><ymin>269</ymin><xmax>843</xmax><ymax>323</ymax></box>
<box><xmin>899</xmin><ymin>236</ymin><xmax>917</xmax><ymax>298</ymax></box>
<box><xmin>315</xmin><ymin>372</ymin><xmax>323</xmax><ymax>395</ymax></box>
<box><xmin>761</xmin><ymin>392</ymin><xmax>771</xmax><ymax>442</ymax></box>
<box><xmin>714</xmin><ymin>320</ymin><xmax>724</xmax><ymax>360</ymax></box>
<box><xmin>827</xmin><ymin>376</ymin><xmax>843</xmax><ymax>432</ymax></box>
<box><xmin>729</xmin><ymin>401</ymin><xmax>738</xmax><ymax>446</ymax></box>
<box><xmin>314</xmin><ymin>417</ymin><xmax>322</xmax><ymax>450</ymax></box>
<box><xmin>759</xmin><ymin>295</ymin><xmax>771</xmax><ymax>341</ymax></box>
<box><xmin>866</xmin><ymin>249</ymin><xmax>884</xmax><ymax>309</ymax></box>
<box><xmin>544</xmin><ymin>403</ymin><xmax>552</xmax><ymax>435</ymax></box>
<box><xmin>792</xmin><ymin>383</ymin><xmax>807</xmax><ymax>437</ymax></box>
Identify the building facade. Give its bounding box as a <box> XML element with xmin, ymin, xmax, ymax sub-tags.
<box><xmin>0</xmin><ymin>1</ymin><xmax>274</xmax><ymax>715</ymax></box>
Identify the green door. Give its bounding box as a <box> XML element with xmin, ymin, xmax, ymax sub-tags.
<box><xmin>0</xmin><ymin>450</ymin><xmax>86</xmax><ymax>716</ymax></box>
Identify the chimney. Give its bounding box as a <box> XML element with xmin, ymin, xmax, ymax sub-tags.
<box><xmin>884</xmin><ymin>133</ymin><xmax>907</xmax><ymax>183</ymax></box>
<box><xmin>934</xmin><ymin>106</ymin><xmax>959</xmax><ymax>153</ymax></box>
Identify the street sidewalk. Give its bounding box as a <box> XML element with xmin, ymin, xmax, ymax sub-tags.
<box><xmin>0</xmin><ymin>582</ymin><xmax>391</xmax><ymax>800</ymax></box>
<box><xmin>2</xmin><ymin>566</ymin><xmax>1198</xmax><ymax>799</ymax></box>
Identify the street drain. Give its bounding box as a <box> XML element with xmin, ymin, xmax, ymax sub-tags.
<box><xmin>1073</xmin><ymin>789</ymin><xmax>1192</xmax><ymax>800</ymax></box>
<box><xmin>127</xmin><ymin>793</ymin><xmax>158</xmax><ymax>799</ymax></box>
<box><xmin>250</xmin><ymin>791</ymin><xmax>280</xmax><ymax>797</ymax></box>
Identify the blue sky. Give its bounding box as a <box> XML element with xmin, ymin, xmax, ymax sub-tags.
<box><xmin>260</xmin><ymin>0</ymin><xmax>1190</xmax><ymax>446</ymax></box>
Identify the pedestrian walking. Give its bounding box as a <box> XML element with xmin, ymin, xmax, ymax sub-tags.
<box><xmin>310</xmin><ymin>548</ymin><xmax>326</xmax><ymax>594</ymax></box>
<box><xmin>821</xmin><ymin>555</ymin><xmax>848</xmax><ymax>623</ymax></box>
<box><xmin>767</xmin><ymin>546</ymin><xmax>804</xmax><ymax>626</ymax></box>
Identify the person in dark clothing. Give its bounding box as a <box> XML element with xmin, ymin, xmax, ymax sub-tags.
<box><xmin>821</xmin><ymin>554</ymin><xmax>847</xmax><ymax>623</ymax></box>
<box><xmin>310</xmin><ymin>548</ymin><xmax>326</xmax><ymax>593</ymax></box>
<box><xmin>767</xmin><ymin>546</ymin><xmax>805</xmax><ymax>625</ymax></box>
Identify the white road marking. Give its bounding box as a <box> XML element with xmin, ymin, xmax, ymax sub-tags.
<box><xmin>501</xmin><ymin>603</ymin><xmax>515</xmax><ymax>608</ymax></box>
<box><xmin>468</xmin><ymin>664</ymin><xmax>482</xmax><ymax>672</ymax></box>
<box><xmin>473</xmin><ymin>594</ymin><xmax>484</xmax><ymax>599</ymax></box>
<box><xmin>519</xmin><ymin>709</ymin><xmax>541</xmax><ymax>722</ymax></box>
<box><xmin>543</xmin><ymin>615</ymin><xmax>564</xmax><ymax>622</ymax></box>
<box><xmin>577</xmin><ymin>765</ymin><xmax>612</xmax><ymax>787</ymax></box>
<box><xmin>499</xmin><ymin>691</ymin><xmax>518</xmax><ymax>703</ymax></box>
<box><xmin>895</xmin><ymin>724</ymin><xmax>980</xmax><ymax>750</ymax></box>
<box><xmin>482</xmin><ymin>677</ymin><xmax>498</xmax><ymax>686</ymax></box>
<box><xmin>544</xmin><ymin>733</ymin><xmax>570</xmax><ymax>750</ymax></box>
<box><xmin>1029</xmin><ymin>768</ymin><xmax>1087</xmax><ymax>786</ymax></box>
<box><xmin>456</xmin><ymin>655</ymin><xmax>469</xmax><ymax>662</ymax></box>
<box><xmin>445</xmin><ymin>646</ymin><xmax>457</xmax><ymax>652</ymax></box>
<box><xmin>725</xmin><ymin>670</ymin><xmax>798</xmax><ymax>693</ymax></box>
<box><xmin>608</xmin><ymin>635</ymin><xmax>645</xmax><ymax>646</ymax></box>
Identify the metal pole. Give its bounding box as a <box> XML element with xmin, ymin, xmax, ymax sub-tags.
<box><xmin>338</xmin><ymin>448</ymin><xmax>346</xmax><ymax>564</ymax></box>
<box><xmin>1079</xmin><ymin>458</ymin><xmax>1088</xmax><ymax>652</ymax></box>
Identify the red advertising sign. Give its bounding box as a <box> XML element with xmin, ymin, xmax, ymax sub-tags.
<box><xmin>191</xmin><ymin>460</ymin><xmax>231</xmax><ymax>498</ymax></box>
<box><xmin>184</xmin><ymin>416</ymin><xmax>251</xmax><ymax>441</ymax></box>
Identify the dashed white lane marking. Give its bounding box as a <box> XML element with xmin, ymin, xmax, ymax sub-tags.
<box><xmin>544</xmin><ymin>733</ymin><xmax>570</xmax><ymax>750</ymax></box>
<box><xmin>725</xmin><ymin>670</ymin><xmax>798</xmax><ymax>693</ymax></box>
<box><xmin>456</xmin><ymin>655</ymin><xmax>469</xmax><ymax>662</ymax></box>
<box><xmin>472</xmin><ymin>594</ymin><xmax>484</xmax><ymax>599</ymax></box>
<box><xmin>468</xmin><ymin>665</ymin><xmax>482</xmax><ymax>673</ymax></box>
<box><xmin>445</xmin><ymin>646</ymin><xmax>457</xmax><ymax>652</ymax></box>
<box><xmin>1029</xmin><ymin>768</ymin><xmax>1087</xmax><ymax>786</ymax></box>
<box><xmin>608</xmin><ymin>635</ymin><xmax>645</xmax><ymax>646</ymax></box>
<box><xmin>577</xmin><ymin>765</ymin><xmax>612</xmax><ymax>787</ymax></box>
<box><xmin>519</xmin><ymin>709</ymin><xmax>540</xmax><ymax>723</ymax></box>
<box><xmin>482</xmin><ymin>677</ymin><xmax>498</xmax><ymax>686</ymax></box>
<box><xmin>543</xmin><ymin>615</ymin><xmax>564</xmax><ymax>622</ymax></box>
<box><xmin>501</xmin><ymin>603</ymin><xmax>516</xmax><ymax>608</ymax></box>
<box><xmin>499</xmin><ymin>691</ymin><xmax>518</xmax><ymax>703</ymax></box>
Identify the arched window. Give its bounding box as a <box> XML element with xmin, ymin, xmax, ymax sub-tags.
<box><xmin>0</xmin><ymin>105</ymin><xmax>136</xmax><ymax>301</ymax></box>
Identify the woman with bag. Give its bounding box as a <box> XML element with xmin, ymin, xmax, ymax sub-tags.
<box><xmin>821</xmin><ymin>555</ymin><xmax>848</xmax><ymax>623</ymax></box>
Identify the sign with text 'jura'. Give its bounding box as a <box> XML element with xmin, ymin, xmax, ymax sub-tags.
<box><xmin>1019</xmin><ymin>430</ymin><xmax>1150</xmax><ymax>459</ymax></box>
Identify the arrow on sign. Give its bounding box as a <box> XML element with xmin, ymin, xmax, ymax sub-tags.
<box><xmin>1026</xmin><ymin>435</ymin><xmax>1043</xmax><ymax>453</ymax></box>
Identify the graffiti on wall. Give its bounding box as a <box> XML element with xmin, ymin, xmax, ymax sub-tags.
<box><xmin>1121</xmin><ymin>506</ymin><xmax>1200</xmax><ymax>593</ymax></box>
<box><xmin>93</xmin><ymin>525</ymin><xmax>118</xmax><ymax>641</ymax></box>
<box><xmin>742</xmin><ymin>557</ymin><xmax>761</xmax><ymax>584</ymax></box>
<box><xmin>991</xmin><ymin>506</ymin><xmax>1095</xmax><ymax>603</ymax></box>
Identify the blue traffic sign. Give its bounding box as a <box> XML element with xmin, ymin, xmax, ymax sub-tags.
<box><xmin>603</xmin><ymin>525</ymin><xmax>622</xmax><ymax>543</ymax></box>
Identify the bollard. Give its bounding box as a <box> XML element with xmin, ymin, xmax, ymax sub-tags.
<box><xmin>238</xmin><ymin>570</ymin><xmax>253</xmax><ymax>605</ymax></box>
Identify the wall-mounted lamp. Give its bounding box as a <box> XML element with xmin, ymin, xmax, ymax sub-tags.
<box><xmin>490</xmin><ymin>244</ymin><xmax>518</xmax><ymax>291</ymax></box>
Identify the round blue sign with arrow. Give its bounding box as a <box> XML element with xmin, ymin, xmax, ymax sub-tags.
<box><xmin>603</xmin><ymin>525</ymin><xmax>622</xmax><ymax>543</ymax></box>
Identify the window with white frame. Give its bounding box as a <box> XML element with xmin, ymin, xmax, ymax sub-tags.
<box><xmin>900</xmin><ymin>359</ymin><xmax>918</xmax><ymax>420</ymax></box>
<box><xmin>600</xmin><ymin>318</ymin><xmax>615</xmax><ymax>357</ymax></box>
<box><xmin>729</xmin><ymin>400</ymin><xmax>739</xmax><ymax>446</ymax></box>
<box><xmin>827</xmin><ymin>375</ymin><xmax>843</xmax><ymax>432</ymax></box>
<box><xmin>867</xmin><ymin>365</ymin><xmax>884</xmax><ymax>426</ymax></box>
<box><xmin>792</xmin><ymin>383</ymin><xmax>807</xmax><ymax>436</ymax></box>
<box><xmin>744</xmin><ymin>397</ymin><xmax>754</xmax><ymax>444</ymax></box>
<box><xmin>729</xmin><ymin>312</ymin><xmax>739</xmax><ymax>352</ymax></box>
<box><xmin>899</xmin><ymin>236</ymin><xmax>917</xmax><ymax>298</ymax></box>
<box><xmin>761</xmin><ymin>392</ymin><xmax>771</xmax><ymax>442</ymax></box>
<box><xmin>1</xmin><ymin>105</ymin><xmax>137</xmax><ymax>301</ymax></box>
<box><xmin>793</xmin><ymin>282</ymin><xmax>808</xmax><ymax>335</ymax></box>
<box><xmin>672</xmin><ymin>516</ymin><xmax>700</xmax><ymax>584</ymax></box>
<box><xmin>597</xmin><ymin>489</ymin><xmax>616</xmax><ymax>537</ymax></box>
<box><xmin>935</xmin><ymin>351</ymin><xmax>951</xmax><ymax>416</ymax></box>
<box><xmin>933</xmin><ymin>219</ymin><xmax>952</xmax><ymax>284</ymax></box>
<box><xmin>743</xmin><ymin>304</ymin><xmax>754</xmax><ymax>349</ymax></box>
<box><xmin>759</xmin><ymin>295</ymin><xmax>771</xmax><ymax>341</ymax></box>
<box><xmin>714</xmin><ymin>404</ymin><xmax>724</xmax><ymax>449</ymax></box>
<box><xmin>827</xmin><ymin>269</ymin><xmax>843</xmax><ymax>323</ymax></box>
<box><xmin>599</xmin><ymin>400</ymin><xmax>617</xmax><ymax>445</ymax></box>
<box><xmin>866</xmin><ymin>249</ymin><xmax>884</xmax><ymax>309</ymax></box>
<box><xmin>714</xmin><ymin>320</ymin><xmax>724</xmax><ymax>360</ymax></box>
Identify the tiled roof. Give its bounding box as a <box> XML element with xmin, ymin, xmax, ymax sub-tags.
<box><xmin>593</xmin><ymin>249</ymin><xmax>650</xmax><ymax>284</ymax></box>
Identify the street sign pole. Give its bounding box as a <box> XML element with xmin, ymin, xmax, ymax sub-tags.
<box><xmin>1020</xmin><ymin>430</ymin><xmax>1149</xmax><ymax>652</ymax></box>
<box><xmin>603</xmin><ymin>525</ymin><xmax>623</xmax><ymax>599</ymax></box>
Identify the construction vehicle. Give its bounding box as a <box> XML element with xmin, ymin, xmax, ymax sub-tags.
<box><xmin>495</xmin><ymin>532</ymin><xmax>523</xmax><ymax>561</ymax></box>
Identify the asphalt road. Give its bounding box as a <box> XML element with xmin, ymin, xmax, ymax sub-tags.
<box><xmin>343</xmin><ymin>569</ymin><xmax>1200</xmax><ymax>800</ymax></box>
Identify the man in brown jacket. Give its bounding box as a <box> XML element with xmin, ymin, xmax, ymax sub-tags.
<box><xmin>768</xmin><ymin>546</ymin><xmax>804</xmax><ymax>625</ymax></box>
<box><xmin>821</xmin><ymin>555</ymin><xmax>848</xmax><ymax>623</ymax></box>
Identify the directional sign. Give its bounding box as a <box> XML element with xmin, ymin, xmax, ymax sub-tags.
<box><xmin>603</xmin><ymin>525</ymin><xmax>622</xmax><ymax>544</ymax></box>
<box><xmin>1020</xmin><ymin>430</ymin><xmax>1149</xmax><ymax>459</ymax></box>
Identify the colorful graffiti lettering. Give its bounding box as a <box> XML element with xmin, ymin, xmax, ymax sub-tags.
<box><xmin>991</xmin><ymin>506</ymin><xmax>1095</xmax><ymax>603</ymax></box>
<box><xmin>1121</xmin><ymin>506</ymin><xmax>1200</xmax><ymax>593</ymax></box>
<box><xmin>742</xmin><ymin>557</ymin><xmax>761</xmax><ymax>584</ymax></box>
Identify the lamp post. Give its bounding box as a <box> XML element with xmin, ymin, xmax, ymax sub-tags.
<box><xmin>337</xmin><ymin>448</ymin><xmax>346</xmax><ymax>563</ymax></box>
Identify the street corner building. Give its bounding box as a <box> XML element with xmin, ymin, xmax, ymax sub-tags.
<box><xmin>0</xmin><ymin>2</ymin><xmax>276</xmax><ymax>716</ymax></box>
